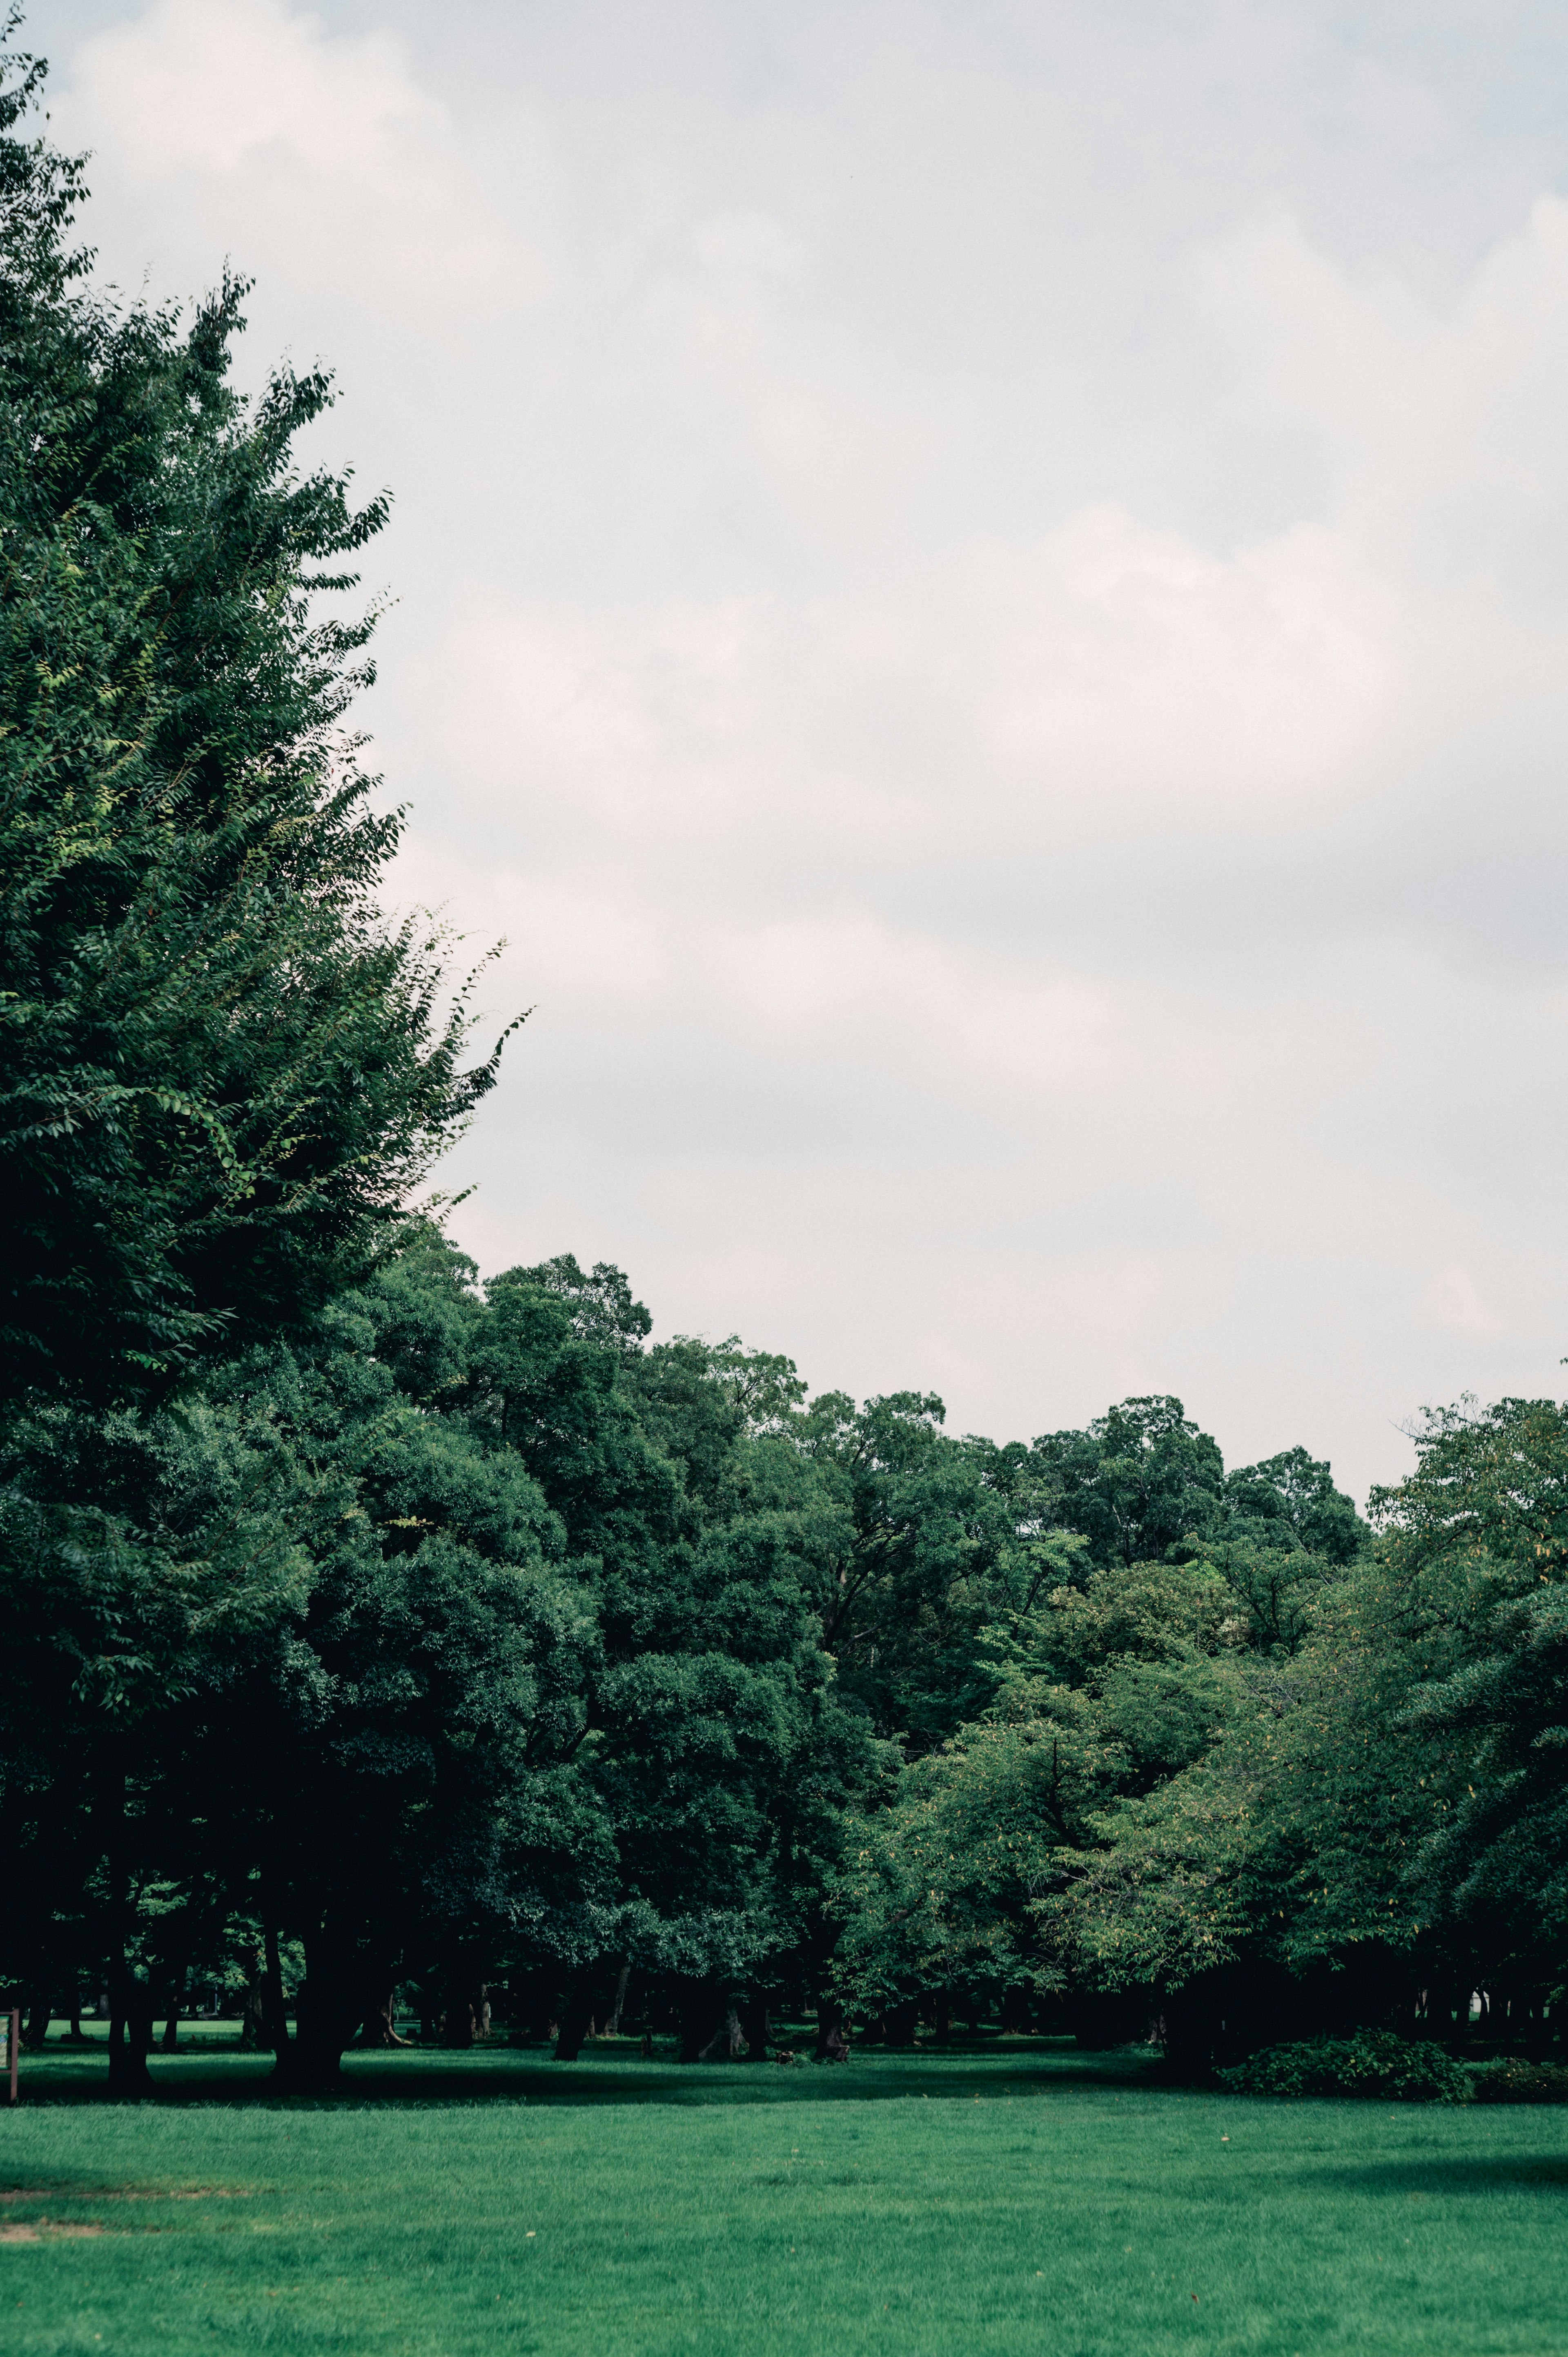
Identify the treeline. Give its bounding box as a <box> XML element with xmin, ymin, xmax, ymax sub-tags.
<box><xmin>2</xmin><ymin>29</ymin><xmax>1565</xmax><ymax>2092</ymax></box>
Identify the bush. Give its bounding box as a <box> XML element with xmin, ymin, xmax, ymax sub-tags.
<box><xmin>1470</xmin><ymin>2060</ymin><xmax>1568</xmax><ymax>2104</ymax></box>
<box><xmin>1219</xmin><ymin>2030</ymin><xmax>1471</xmax><ymax>2103</ymax></box>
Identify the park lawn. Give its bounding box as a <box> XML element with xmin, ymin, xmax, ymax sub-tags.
<box><xmin>2</xmin><ymin>2041</ymin><xmax>1566</xmax><ymax>2356</ymax></box>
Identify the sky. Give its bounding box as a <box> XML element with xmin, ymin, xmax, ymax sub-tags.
<box><xmin>28</xmin><ymin>0</ymin><xmax>1568</xmax><ymax>1499</ymax></box>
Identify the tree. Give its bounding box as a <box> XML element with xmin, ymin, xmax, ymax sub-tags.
<box><xmin>1223</xmin><ymin>1446</ymin><xmax>1366</xmax><ymax>1566</ymax></box>
<box><xmin>833</xmin><ymin>1550</ymin><xmax>1247</xmax><ymax>2030</ymax></box>
<box><xmin>1033</xmin><ymin>1397</ymin><xmax>1226</xmax><ymax>1569</ymax></box>
<box><xmin>1372</xmin><ymin>1398</ymin><xmax>1568</xmax><ymax>2011</ymax></box>
<box><xmin>0</xmin><ymin>26</ymin><xmax>512</xmax><ymax>1415</ymax></box>
<box><xmin>467</xmin><ymin>1283</ymin><xmax>881</xmax><ymax>2053</ymax></box>
<box><xmin>794</xmin><ymin>1392</ymin><xmax>1077</xmax><ymax>1753</ymax></box>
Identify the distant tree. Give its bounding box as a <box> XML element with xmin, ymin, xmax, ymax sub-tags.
<box><xmin>792</xmin><ymin>1391</ymin><xmax>1079</xmax><ymax>1753</ymax></box>
<box><xmin>1224</xmin><ymin>1446</ymin><xmax>1366</xmax><ymax>1564</ymax></box>
<box><xmin>1033</xmin><ymin>1397</ymin><xmax>1226</xmax><ymax>1568</ymax></box>
<box><xmin>469</xmin><ymin>1279</ymin><xmax>881</xmax><ymax>2053</ymax></box>
<box><xmin>1374</xmin><ymin>1399</ymin><xmax>1568</xmax><ymax>1998</ymax></box>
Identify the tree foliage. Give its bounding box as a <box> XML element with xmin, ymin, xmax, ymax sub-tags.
<box><xmin>0</xmin><ymin>27</ymin><xmax>510</xmax><ymax>1410</ymax></box>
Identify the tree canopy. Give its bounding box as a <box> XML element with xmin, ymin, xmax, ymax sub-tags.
<box><xmin>0</xmin><ymin>30</ymin><xmax>511</xmax><ymax>1412</ymax></box>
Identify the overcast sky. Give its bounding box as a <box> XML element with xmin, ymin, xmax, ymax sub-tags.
<box><xmin>31</xmin><ymin>0</ymin><xmax>1568</xmax><ymax>1497</ymax></box>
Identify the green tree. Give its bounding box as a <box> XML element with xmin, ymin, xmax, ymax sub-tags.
<box><xmin>1224</xmin><ymin>1446</ymin><xmax>1366</xmax><ymax>1566</ymax></box>
<box><xmin>0</xmin><ymin>29</ymin><xmax>511</xmax><ymax>1414</ymax></box>
<box><xmin>833</xmin><ymin>1551</ymin><xmax>1248</xmax><ymax>2028</ymax></box>
<box><xmin>1034</xmin><ymin>1397</ymin><xmax>1226</xmax><ymax>1569</ymax></box>
<box><xmin>795</xmin><ymin>1392</ymin><xmax>1077</xmax><ymax>1753</ymax></box>
<box><xmin>467</xmin><ymin>1280</ymin><xmax>880</xmax><ymax>2052</ymax></box>
<box><xmin>1373</xmin><ymin>1398</ymin><xmax>1568</xmax><ymax>2012</ymax></box>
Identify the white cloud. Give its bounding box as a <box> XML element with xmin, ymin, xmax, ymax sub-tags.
<box><xmin>69</xmin><ymin>0</ymin><xmax>555</xmax><ymax>314</ymax></box>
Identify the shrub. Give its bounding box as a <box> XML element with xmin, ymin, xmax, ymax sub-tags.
<box><xmin>1470</xmin><ymin>2060</ymin><xmax>1568</xmax><ymax>2104</ymax></box>
<box><xmin>1219</xmin><ymin>2029</ymin><xmax>1471</xmax><ymax>2103</ymax></box>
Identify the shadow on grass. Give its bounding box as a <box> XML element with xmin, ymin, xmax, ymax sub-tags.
<box><xmin>1310</xmin><ymin>2154</ymin><xmax>1568</xmax><ymax>2197</ymax></box>
<box><xmin>14</xmin><ymin>2041</ymin><xmax>1167</xmax><ymax>2111</ymax></box>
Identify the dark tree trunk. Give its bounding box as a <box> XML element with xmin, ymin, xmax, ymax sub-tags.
<box><xmin>739</xmin><ymin>1996</ymin><xmax>769</xmax><ymax>2062</ymax></box>
<box><xmin>240</xmin><ymin>1958</ymin><xmax>265</xmax><ymax>2049</ymax></box>
<box><xmin>677</xmin><ymin>1980</ymin><xmax>718</xmax><ymax>2063</ymax></box>
<box><xmin>554</xmin><ymin>1986</ymin><xmax>595</xmax><ymax>2062</ymax></box>
<box><xmin>814</xmin><ymin>1998</ymin><xmax>849</xmax><ymax>2063</ymax></box>
<box><xmin>129</xmin><ymin>1980</ymin><xmax>156</xmax><ymax>2073</ymax></box>
<box><xmin>107</xmin><ymin>1972</ymin><xmax>154</xmax><ymax>2096</ymax></box>
<box><xmin>698</xmin><ymin>2005</ymin><xmax>748</xmax><ymax>2060</ymax></box>
<box><xmin>360</xmin><ymin>1993</ymin><xmax>412</xmax><ymax>2048</ymax></box>
<box><xmin>103</xmin><ymin>1780</ymin><xmax>151</xmax><ymax>2097</ymax></box>
<box><xmin>440</xmin><ymin>1954</ymin><xmax>480</xmax><ymax>2047</ymax></box>
<box><xmin>22</xmin><ymin>1998</ymin><xmax>50</xmax><ymax>2051</ymax></box>
<box><xmin>262</xmin><ymin>1921</ymin><xmax>293</xmax><ymax>2079</ymax></box>
<box><xmin>604</xmin><ymin>1963</ymin><xmax>631</xmax><ymax>2037</ymax></box>
<box><xmin>282</xmin><ymin>1931</ymin><xmax>366</xmax><ymax>2094</ymax></box>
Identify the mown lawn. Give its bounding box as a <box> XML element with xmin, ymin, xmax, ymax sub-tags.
<box><xmin>2</xmin><ymin>2036</ymin><xmax>1566</xmax><ymax>2355</ymax></box>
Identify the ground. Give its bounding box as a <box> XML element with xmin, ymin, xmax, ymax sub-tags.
<box><xmin>2</xmin><ymin>2031</ymin><xmax>1566</xmax><ymax>2354</ymax></box>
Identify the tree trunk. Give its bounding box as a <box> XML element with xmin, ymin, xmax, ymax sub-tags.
<box><xmin>161</xmin><ymin>1967</ymin><xmax>185</xmax><ymax>2052</ymax></box>
<box><xmin>22</xmin><ymin>1998</ymin><xmax>50</xmax><ymax>2052</ymax></box>
<box><xmin>441</xmin><ymin>1958</ymin><xmax>477</xmax><ymax>2048</ymax></box>
<box><xmin>554</xmin><ymin>1987</ymin><xmax>595</xmax><ymax>2062</ymax></box>
<box><xmin>282</xmin><ymin>1931</ymin><xmax>364</xmax><ymax>2094</ymax></box>
<box><xmin>107</xmin><ymin>1969</ymin><xmax>154</xmax><ymax>2096</ymax></box>
<box><xmin>739</xmin><ymin>1995</ymin><xmax>769</xmax><ymax>2062</ymax></box>
<box><xmin>262</xmin><ymin>1921</ymin><xmax>296</xmax><ymax>2085</ymax></box>
<box><xmin>103</xmin><ymin>1781</ymin><xmax>151</xmax><ymax>2097</ymax></box>
<box><xmin>240</xmin><ymin>1957</ymin><xmax>265</xmax><ymax>2049</ymax></box>
<box><xmin>129</xmin><ymin>1979</ymin><xmax>156</xmax><ymax>2074</ymax></box>
<box><xmin>604</xmin><ymin>1963</ymin><xmax>631</xmax><ymax>2038</ymax></box>
<box><xmin>814</xmin><ymin>1997</ymin><xmax>849</xmax><ymax>2062</ymax></box>
<box><xmin>361</xmin><ymin>1993</ymin><xmax>412</xmax><ymax>2048</ymax></box>
<box><xmin>698</xmin><ymin>2006</ymin><xmax>748</xmax><ymax>2060</ymax></box>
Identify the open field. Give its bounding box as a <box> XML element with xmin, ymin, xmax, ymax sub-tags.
<box><xmin>2</xmin><ymin>2039</ymin><xmax>1566</xmax><ymax>2355</ymax></box>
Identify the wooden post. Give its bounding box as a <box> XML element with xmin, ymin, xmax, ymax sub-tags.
<box><xmin>6</xmin><ymin>2008</ymin><xmax>17</xmax><ymax>2105</ymax></box>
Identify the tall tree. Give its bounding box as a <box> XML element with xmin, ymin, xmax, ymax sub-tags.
<box><xmin>0</xmin><ymin>25</ymin><xmax>512</xmax><ymax>1415</ymax></box>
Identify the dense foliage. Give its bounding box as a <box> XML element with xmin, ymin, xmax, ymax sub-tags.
<box><xmin>0</xmin><ymin>31</ymin><xmax>509</xmax><ymax>1411</ymax></box>
<box><xmin>1219</xmin><ymin>2031</ymin><xmax>1471</xmax><ymax>2104</ymax></box>
<box><xmin>1</xmin><ymin>22</ymin><xmax>1564</xmax><ymax>2094</ymax></box>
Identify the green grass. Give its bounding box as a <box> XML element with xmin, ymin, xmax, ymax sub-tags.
<box><xmin>3</xmin><ymin>2036</ymin><xmax>1567</xmax><ymax>2354</ymax></box>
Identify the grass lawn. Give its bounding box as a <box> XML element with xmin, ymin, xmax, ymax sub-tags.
<box><xmin>2</xmin><ymin>2034</ymin><xmax>1566</xmax><ymax>2355</ymax></box>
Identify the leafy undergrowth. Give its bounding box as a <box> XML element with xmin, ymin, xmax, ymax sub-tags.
<box><xmin>1219</xmin><ymin>2032</ymin><xmax>1472</xmax><ymax>2105</ymax></box>
<box><xmin>3</xmin><ymin>2044</ymin><xmax>1567</xmax><ymax>2354</ymax></box>
<box><xmin>1470</xmin><ymin>2059</ymin><xmax>1568</xmax><ymax>2104</ymax></box>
